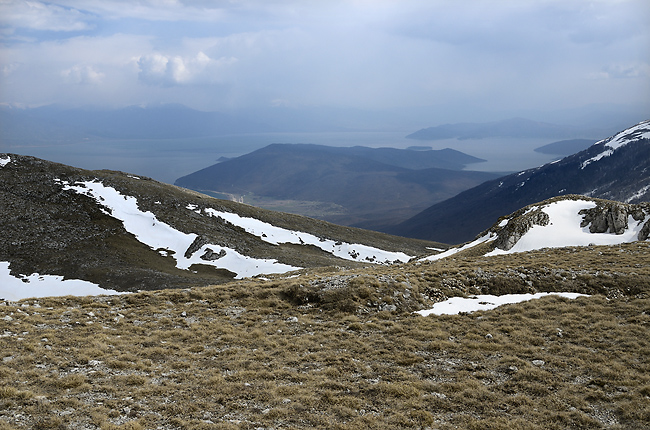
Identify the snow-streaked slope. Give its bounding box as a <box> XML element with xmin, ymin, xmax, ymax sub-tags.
<box><xmin>0</xmin><ymin>262</ymin><xmax>125</xmax><ymax>301</ymax></box>
<box><xmin>58</xmin><ymin>180</ymin><xmax>412</xmax><ymax>280</ymax></box>
<box><xmin>195</xmin><ymin>207</ymin><xmax>412</xmax><ymax>264</ymax></box>
<box><xmin>59</xmin><ymin>180</ymin><xmax>301</xmax><ymax>278</ymax></box>
<box><xmin>581</xmin><ymin>120</ymin><xmax>650</xmax><ymax>169</ymax></box>
<box><xmin>416</xmin><ymin>292</ymin><xmax>588</xmax><ymax>316</ymax></box>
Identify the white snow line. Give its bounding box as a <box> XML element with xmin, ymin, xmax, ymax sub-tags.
<box><xmin>0</xmin><ymin>262</ymin><xmax>125</xmax><ymax>301</ymax></box>
<box><xmin>416</xmin><ymin>292</ymin><xmax>588</xmax><ymax>316</ymax></box>
<box><xmin>59</xmin><ymin>180</ymin><xmax>301</xmax><ymax>279</ymax></box>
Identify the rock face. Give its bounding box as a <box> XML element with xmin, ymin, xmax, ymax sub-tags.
<box><xmin>493</xmin><ymin>209</ymin><xmax>550</xmax><ymax>251</ymax></box>
<box><xmin>578</xmin><ymin>202</ymin><xmax>647</xmax><ymax>235</ymax></box>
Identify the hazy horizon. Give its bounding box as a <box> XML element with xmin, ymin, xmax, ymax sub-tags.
<box><xmin>1</xmin><ymin>0</ymin><xmax>648</xmax><ymax>124</ymax></box>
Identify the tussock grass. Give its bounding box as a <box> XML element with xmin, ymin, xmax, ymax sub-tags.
<box><xmin>0</xmin><ymin>242</ymin><xmax>649</xmax><ymax>428</ymax></box>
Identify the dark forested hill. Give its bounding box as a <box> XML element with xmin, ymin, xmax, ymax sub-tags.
<box><xmin>174</xmin><ymin>144</ymin><xmax>497</xmax><ymax>230</ymax></box>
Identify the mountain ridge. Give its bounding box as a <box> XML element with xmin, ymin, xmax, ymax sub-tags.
<box><xmin>388</xmin><ymin>120</ymin><xmax>650</xmax><ymax>244</ymax></box>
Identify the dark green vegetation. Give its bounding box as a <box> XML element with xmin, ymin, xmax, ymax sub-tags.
<box><xmin>1</xmin><ymin>242</ymin><xmax>649</xmax><ymax>429</ymax></box>
<box><xmin>0</xmin><ymin>154</ymin><xmax>439</xmax><ymax>292</ymax></box>
<box><xmin>390</xmin><ymin>129</ymin><xmax>650</xmax><ymax>244</ymax></box>
<box><xmin>175</xmin><ymin>143</ymin><xmax>497</xmax><ymax>230</ymax></box>
<box><xmin>534</xmin><ymin>139</ymin><xmax>598</xmax><ymax>156</ymax></box>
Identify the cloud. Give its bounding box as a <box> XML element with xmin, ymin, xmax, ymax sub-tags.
<box><xmin>137</xmin><ymin>51</ymin><xmax>237</xmax><ymax>86</ymax></box>
<box><xmin>0</xmin><ymin>0</ymin><xmax>93</xmax><ymax>32</ymax></box>
<box><xmin>61</xmin><ymin>64</ymin><xmax>104</xmax><ymax>84</ymax></box>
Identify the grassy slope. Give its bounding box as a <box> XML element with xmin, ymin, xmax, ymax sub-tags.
<box><xmin>1</xmin><ymin>242</ymin><xmax>649</xmax><ymax>429</ymax></box>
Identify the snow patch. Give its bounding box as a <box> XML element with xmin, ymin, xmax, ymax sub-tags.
<box><xmin>201</xmin><ymin>208</ymin><xmax>412</xmax><ymax>264</ymax></box>
<box><xmin>0</xmin><ymin>156</ymin><xmax>10</xmax><ymax>167</ymax></box>
<box><xmin>416</xmin><ymin>292</ymin><xmax>588</xmax><ymax>316</ymax></box>
<box><xmin>58</xmin><ymin>180</ymin><xmax>300</xmax><ymax>278</ymax></box>
<box><xmin>581</xmin><ymin>120</ymin><xmax>650</xmax><ymax>169</ymax></box>
<box><xmin>626</xmin><ymin>184</ymin><xmax>650</xmax><ymax>203</ymax></box>
<box><xmin>0</xmin><ymin>262</ymin><xmax>125</xmax><ymax>301</ymax></box>
<box><xmin>487</xmin><ymin>199</ymin><xmax>647</xmax><ymax>256</ymax></box>
<box><xmin>422</xmin><ymin>233</ymin><xmax>496</xmax><ymax>262</ymax></box>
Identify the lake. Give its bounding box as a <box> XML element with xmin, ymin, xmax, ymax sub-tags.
<box><xmin>5</xmin><ymin>131</ymin><xmax>560</xmax><ymax>184</ymax></box>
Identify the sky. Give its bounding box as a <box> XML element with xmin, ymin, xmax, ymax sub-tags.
<box><xmin>0</xmin><ymin>0</ymin><xmax>649</xmax><ymax>118</ymax></box>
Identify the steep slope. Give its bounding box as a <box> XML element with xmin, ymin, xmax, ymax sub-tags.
<box><xmin>0</xmin><ymin>154</ymin><xmax>440</xmax><ymax>296</ymax></box>
<box><xmin>422</xmin><ymin>195</ymin><xmax>650</xmax><ymax>261</ymax></box>
<box><xmin>174</xmin><ymin>143</ymin><xmax>497</xmax><ymax>230</ymax></box>
<box><xmin>390</xmin><ymin>120</ymin><xmax>650</xmax><ymax>244</ymax></box>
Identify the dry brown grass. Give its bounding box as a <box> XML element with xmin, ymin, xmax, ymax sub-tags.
<box><xmin>1</xmin><ymin>242</ymin><xmax>649</xmax><ymax>429</ymax></box>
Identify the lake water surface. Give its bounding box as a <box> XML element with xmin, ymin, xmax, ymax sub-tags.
<box><xmin>7</xmin><ymin>131</ymin><xmax>560</xmax><ymax>184</ymax></box>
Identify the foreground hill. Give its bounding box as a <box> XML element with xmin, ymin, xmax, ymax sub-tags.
<box><xmin>390</xmin><ymin>119</ymin><xmax>650</xmax><ymax>244</ymax></box>
<box><xmin>0</xmin><ymin>154</ymin><xmax>439</xmax><ymax>295</ymax></box>
<box><xmin>175</xmin><ymin>143</ymin><xmax>497</xmax><ymax>230</ymax></box>
<box><xmin>1</xmin><ymin>240</ymin><xmax>648</xmax><ymax>429</ymax></box>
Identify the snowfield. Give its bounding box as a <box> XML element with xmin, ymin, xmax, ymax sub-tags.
<box><xmin>486</xmin><ymin>199</ymin><xmax>648</xmax><ymax>256</ymax></box>
<box><xmin>416</xmin><ymin>292</ymin><xmax>588</xmax><ymax>316</ymax></box>
<box><xmin>423</xmin><ymin>198</ymin><xmax>649</xmax><ymax>261</ymax></box>
<box><xmin>0</xmin><ymin>262</ymin><xmax>124</xmax><ymax>301</ymax></box>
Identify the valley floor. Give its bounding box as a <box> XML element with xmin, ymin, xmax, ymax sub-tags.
<box><xmin>1</xmin><ymin>242</ymin><xmax>649</xmax><ymax>429</ymax></box>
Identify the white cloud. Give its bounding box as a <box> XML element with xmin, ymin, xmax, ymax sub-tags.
<box><xmin>61</xmin><ymin>64</ymin><xmax>104</xmax><ymax>84</ymax></box>
<box><xmin>137</xmin><ymin>51</ymin><xmax>237</xmax><ymax>86</ymax></box>
<box><xmin>0</xmin><ymin>0</ymin><xmax>93</xmax><ymax>32</ymax></box>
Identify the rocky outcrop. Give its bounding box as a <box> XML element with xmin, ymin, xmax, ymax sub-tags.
<box><xmin>493</xmin><ymin>208</ymin><xmax>550</xmax><ymax>251</ymax></box>
<box><xmin>579</xmin><ymin>202</ymin><xmax>650</xmax><ymax>238</ymax></box>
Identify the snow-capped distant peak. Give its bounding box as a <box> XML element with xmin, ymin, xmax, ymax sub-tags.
<box><xmin>581</xmin><ymin>120</ymin><xmax>650</xmax><ymax>169</ymax></box>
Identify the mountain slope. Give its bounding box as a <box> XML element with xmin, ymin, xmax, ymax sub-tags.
<box><xmin>406</xmin><ymin>117</ymin><xmax>585</xmax><ymax>140</ymax></box>
<box><xmin>0</xmin><ymin>154</ymin><xmax>440</xmax><ymax>295</ymax></box>
<box><xmin>174</xmin><ymin>143</ymin><xmax>497</xmax><ymax>229</ymax></box>
<box><xmin>389</xmin><ymin>120</ymin><xmax>650</xmax><ymax>244</ymax></box>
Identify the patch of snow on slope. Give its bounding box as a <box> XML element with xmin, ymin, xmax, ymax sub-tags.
<box><xmin>581</xmin><ymin>120</ymin><xmax>650</xmax><ymax>169</ymax></box>
<box><xmin>422</xmin><ymin>233</ymin><xmax>496</xmax><ymax>262</ymax></box>
<box><xmin>416</xmin><ymin>292</ymin><xmax>588</xmax><ymax>316</ymax></box>
<box><xmin>202</xmin><ymin>208</ymin><xmax>412</xmax><ymax>264</ymax></box>
<box><xmin>486</xmin><ymin>199</ymin><xmax>647</xmax><ymax>256</ymax></box>
<box><xmin>0</xmin><ymin>155</ymin><xmax>10</xmax><ymax>167</ymax></box>
<box><xmin>626</xmin><ymin>184</ymin><xmax>650</xmax><ymax>203</ymax></box>
<box><xmin>0</xmin><ymin>262</ymin><xmax>124</xmax><ymax>301</ymax></box>
<box><xmin>58</xmin><ymin>180</ymin><xmax>300</xmax><ymax>278</ymax></box>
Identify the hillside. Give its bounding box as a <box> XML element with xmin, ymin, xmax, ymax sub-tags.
<box><xmin>534</xmin><ymin>139</ymin><xmax>597</xmax><ymax>156</ymax></box>
<box><xmin>389</xmin><ymin>120</ymin><xmax>650</xmax><ymax>244</ymax></box>
<box><xmin>406</xmin><ymin>117</ymin><xmax>585</xmax><ymax>141</ymax></box>
<box><xmin>0</xmin><ymin>154</ymin><xmax>439</xmax><ymax>296</ymax></box>
<box><xmin>174</xmin><ymin>144</ymin><xmax>497</xmax><ymax>230</ymax></box>
<box><xmin>1</xmin><ymin>241</ymin><xmax>649</xmax><ymax>429</ymax></box>
<box><xmin>2</xmin><ymin>153</ymin><xmax>650</xmax><ymax>428</ymax></box>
